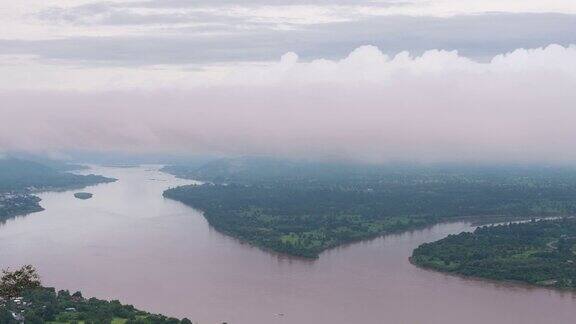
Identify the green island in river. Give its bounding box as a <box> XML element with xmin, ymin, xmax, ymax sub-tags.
<box><xmin>411</xmin><ymin>218</ymin><xmax>576</xmax><ymax>289</ymax></box>
<box><xmin>163</xmin><ymin>157</ymin><xmax>576</xmax><ymax>258</ymax></box>
<box><xmin>74</xmin><ymin>192</ymin><xmax>94</xmax><ymax>200</ymax></box>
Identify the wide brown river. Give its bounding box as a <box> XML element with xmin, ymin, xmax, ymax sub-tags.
<box><xmin>1</xmin><ymin>166</ymin><xmax>575</xmax><ymax>323</ymax></box>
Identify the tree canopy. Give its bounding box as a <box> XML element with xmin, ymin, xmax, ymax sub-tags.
<box><xmin>163</xmin><ymin>158</ymin><xmax>576</xmax><ymax>258</ymax></box>
<box><xmin>411</xmin><ymin>218</ymin><xmax>576</xmax><ymax>289</ymax></box>
<box><xmin>0</xmin><ymin>265</ymin><xmax>41</xmax><ymax>299</ymax></box>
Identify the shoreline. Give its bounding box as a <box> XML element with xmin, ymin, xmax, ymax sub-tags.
<box><xmin>0</xmin><ymin>175</ymin><xmax>117</xmax><ymax>223</ymax></box>
<box><xmin>409</xmin><ymin>256</ymin><xmax>576</xmax><ymax>294</ymax></box>
<box><xmin>164</xmin><ymin>194</ymin><xmax>563</xmax><ymax>260</ymax></box>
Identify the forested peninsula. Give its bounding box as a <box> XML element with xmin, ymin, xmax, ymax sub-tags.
<box><xmin>411</xmin><ymin>218</ymin><xmax>576</xmax><ymax>289</ymax></box>
<box><xmin>163</xmin><ymin>158</ymin><xmax>576</xmax><ymax>258</ymax></box>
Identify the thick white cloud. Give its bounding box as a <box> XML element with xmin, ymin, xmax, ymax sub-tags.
<box><xmin>2</xmin><ymin>1</ymin><xmax>574</xmax><ymax>163</ymax></box>
<box><xmin>1</xmin><ymin>44</ymin><xmax>575</xmax><ymax>163</ymax></box>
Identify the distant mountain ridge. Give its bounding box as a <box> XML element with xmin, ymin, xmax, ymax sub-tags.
<box><xmin>162</xmin><ymin>156</ymin><xmax>576</xmax><ymax>186</ymax></box>
<box><xmin>0</xmin><ymin>158</ymin><xmax>114</xmax><ymax>192</ymax></box>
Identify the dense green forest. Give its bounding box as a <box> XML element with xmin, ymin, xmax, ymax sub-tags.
<box><xmin>0</xmin><ymin>266</ymin><xmax>191</xmax><ymax>323</ymax></box>
<box><xmin>411</xmin><ymin>218</ymin><xmax>576</xmax><ymax>289</ymax></box>
<box><xmin>0</xmin><ymin>288</ymin><xmax>192</xmax><ymax>324</ymax></box>
<box><xmin>0</xmin><ymin>158</ymin><xmax>115</xmax><ymax>220</ymax></box>
<box><xmin>163</xmin><ymin>157</ymin><xmax>576</xmax><ymax>258</ymax></box>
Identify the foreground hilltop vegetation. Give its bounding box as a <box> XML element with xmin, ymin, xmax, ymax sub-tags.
<box><xmin>0</xmin><ymin>158</ymin><xmax>115</xmax><ymax>221</ymax></box>
<box><xmin>0</xmin><ymin>265</ymin><xmax>192</xmax><ymax>323</ymax></box>
<box><xmin>411</xmin><ymin>218</ymin><xmax>576</xmax><ymax>289</ymax></box>
<box><xmin>163</xmin><ymin>158</ymin><xmax>576</xmax><ymax>258</ymax></box>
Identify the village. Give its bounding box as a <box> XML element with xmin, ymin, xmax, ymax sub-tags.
<box><xmin>1</xmin><ymin>294</ymin><xmax>79</xmax><ymax>323</ymax></box>
<box><xmin>0</xmin><ymin>192</ymin><xmax>43</xmax><ymax>220</ymax></box>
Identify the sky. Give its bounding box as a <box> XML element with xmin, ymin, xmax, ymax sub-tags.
<box><xmin>1</xmin><ymin>1</ymin><xmax>575</xmax><ymax>163</ymax></box>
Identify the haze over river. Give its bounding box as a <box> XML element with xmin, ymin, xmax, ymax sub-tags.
<box><xmin>1</xmin><ymin>166</ymin><xmax>575</xmax><ymax>324</ymax></box>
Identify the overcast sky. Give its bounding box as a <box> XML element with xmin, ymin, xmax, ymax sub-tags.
<box><xmin>1</xmin><ymin>1</ymin><xmax>575</xmax><ymax>163</ymax></box>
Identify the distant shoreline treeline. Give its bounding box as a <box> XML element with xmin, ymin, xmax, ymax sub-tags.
<box><xmin>0</xmin><ymin>158</ymin><xmax>115</xmax><ymax>221</ymax></box>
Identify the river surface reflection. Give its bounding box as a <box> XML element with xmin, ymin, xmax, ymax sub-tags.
<box><xmin>0</xmin><ymin>166</ymin><xmax>575</xmax><ymax>324</ymax></box>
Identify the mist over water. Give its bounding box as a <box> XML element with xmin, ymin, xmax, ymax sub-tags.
<box><xmin>0</xmin><ymin>165</ymin><xmax>575</xmax><ymax>324</ymax></box>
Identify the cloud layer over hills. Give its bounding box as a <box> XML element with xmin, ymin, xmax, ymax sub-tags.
<box><xmin>1</xmin><ymin>44</ymin><xmax>575</xmax><ymax>163</ymax></box>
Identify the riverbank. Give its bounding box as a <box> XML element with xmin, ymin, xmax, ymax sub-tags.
<box><xmin>410</xmin><ymin>218</ymin><xmax>576</xmax><ymax>291</ymax></box>
<box><xmin>0</xmin><ymin>158</ymin><xmax>116</xmax><ymax>222</ymax></box>
<box><xmin>161</xmin><ymin>158</ymin><xmax>576</xmax><ymax>259</ymax></box>
<box><xmin>3</xmin><ymin>165</ymin><xmax>576</xmax><ymax>324</ymax></box>
<box><xmin>0</xmin><ymin>194</ymin><xmax>44</xmax><ymax>221</ymax></box>
<box><xmin>163</xmin><ymin>182</ymin><xmax>567</xmax><ymax>259</ymax></box>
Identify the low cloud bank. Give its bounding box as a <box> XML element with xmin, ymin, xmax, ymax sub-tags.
<box><xmin>1</xmin><ymin>44</ymin><xmax>575</xmax><ymax>163</ymax></box>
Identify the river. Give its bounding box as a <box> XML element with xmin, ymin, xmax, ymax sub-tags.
<box><xmin>0</xmin><ymin>166</ymin><xmax>575</xmax><ymax>324</ymax></box>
